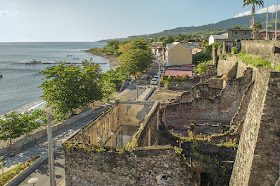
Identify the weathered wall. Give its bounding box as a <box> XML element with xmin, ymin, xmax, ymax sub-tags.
<box><xmin>75</xmin><ymin>102</ymin><xmax>156</xmax><ymax>148</ymax></box>
<box><xmin>241</xmin><ymin>40</ymin><xmax>280</xmax><ymax>67</ymax></box>
<box><xmin>218</xmin><ymin>56</ymin><xmax>248</xmax><ymax>78</ymax></box>
<box><xmin>64</xmin><ymin>146</ymin><xmax>191</xmax><ymax>186</ymax></box>
<box><xmin>230</xmin><ymin>70</ymin><xmax>280</xmax><ymax>186</ymax></box>
<box><xmin>165</xmin><ymin>78</ymin><xmax>248</xmax><ymax>134</ymax></box>
<box><xmin>174</xmin><ymin>83</ymin><xmax>222</xmax><ymax>103</ymax></box>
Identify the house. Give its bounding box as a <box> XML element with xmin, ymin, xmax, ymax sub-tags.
<box><xmin>227</xmin><ymin>28</ymin><xmax>252</xmax><ymax>41</ymax></box>
<box><xmin>259</xmin><ymin>29</ymin><xmax>274</xmax><ymax>40</ymax></box>
<box><xmin>164</xmin><ymin>42</ymin><xmax>193</xmax><ymax>66</ymax></box>
<box><xmin>208</xmin><ymin>34</ymin><xmax>228</xmax><ymax>45</ymax></box>
<box><xmin>150</xmin><ymin>42</ymin><xmax>164</xmax><ymax>57</ymax></box>
<box><xmin>163</xmin><ymin>64</ymin><xmax>195</xmax><ymax>78</ymax></box>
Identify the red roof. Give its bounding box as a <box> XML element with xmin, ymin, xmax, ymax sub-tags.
<box><xmin>163</xmin><ymin>70</ymin><xmax>194</xmax><ymax>77</ymax></box>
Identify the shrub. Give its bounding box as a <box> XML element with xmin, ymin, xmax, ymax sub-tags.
<box><xmin>231</xmin><ymin>47</ymin><xmax>238</xmax><ymax>54</ymax></box>
<box><xmin>237</xmin><ymin>53</ymin><xmax>271</xmax><ymax>68</ymax></box>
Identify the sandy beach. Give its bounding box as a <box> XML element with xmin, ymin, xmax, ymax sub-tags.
<box><xmin>88</xmin><ymin>51</ymin><xmax>119</xmax><ymax>70</ymax></box>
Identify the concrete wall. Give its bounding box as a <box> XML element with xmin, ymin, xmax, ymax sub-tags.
<box><xmin>168</xmin><ymin>43</ymin><xmax>192</xmax><ymax>65</ymax></box>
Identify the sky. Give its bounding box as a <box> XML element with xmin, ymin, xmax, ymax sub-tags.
<box><xmin>0</xmin><ymin>0</ymin><xmax>278</xmax><ymax>42</ymax></box>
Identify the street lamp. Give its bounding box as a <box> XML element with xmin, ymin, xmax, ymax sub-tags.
<box><xmin>36</xmin><ymin>113</ymin><xmax>55</xmax><ymax>186</ymax></box>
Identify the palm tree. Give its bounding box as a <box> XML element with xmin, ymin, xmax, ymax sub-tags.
<box><xmin>253</xmin><ymin>21</ymin><xmax>262</xmax><ymax>39</ymax></box>
<box><xmin>243</xmin><ymin>0</ymin><xmax>264</xmax><ymax>27</ymax></box>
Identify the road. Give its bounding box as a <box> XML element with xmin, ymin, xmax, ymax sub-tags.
<box><xmin>16</xmin><ymin>61</ymin><xmax>160</xmax><ymax>185</ymax></box>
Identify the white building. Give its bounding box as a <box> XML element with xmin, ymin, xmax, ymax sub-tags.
<box><xmin>208</xmin><ymin>34</ymin><xmax>228</xmax><ymax>45</ymax></box>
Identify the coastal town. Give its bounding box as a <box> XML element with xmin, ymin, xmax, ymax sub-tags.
<box><xmin>1</xmin><ymin>0</ymin><xmax>280</xmax><ymax>186</ymax></box>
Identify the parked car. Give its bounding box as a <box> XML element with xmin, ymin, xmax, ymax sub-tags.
<box><xmin>150</xmin><ymin>78</ymin><xmax>158</xmax><ymax>85</ymax></box>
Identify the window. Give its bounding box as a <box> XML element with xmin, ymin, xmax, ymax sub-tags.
<box><xmin>243</xmin><ymin>32</ymin><xmax>247</xmax><ymax>35</ymax></box>
<box><xmin>235</xmin><ymin>31</ymin><xmax>238</xmax><ymax>34</ymax></box>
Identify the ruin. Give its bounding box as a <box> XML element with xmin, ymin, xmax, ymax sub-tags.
<box><xmin>63</xmin><ymin>48</ymin><xmax>280</xmax><ymax>185</ymax></box>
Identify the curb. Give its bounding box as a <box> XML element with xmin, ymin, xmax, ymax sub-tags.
<box><xmin>5</xmin><ymin>156</ymin><xmax>46</xmax><ymax>186</ymax></box>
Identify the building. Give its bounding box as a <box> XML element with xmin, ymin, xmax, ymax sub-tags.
<box><xmin>163</xmin><ymin>64</ymin><xmax>195</xmax><ymax>77</ymax></box>
<box><xmin>227</xmin><ymin>28</ymin><xmax>252</xmax><ymax>41</ymax></box>
<box><xmin>63</xmin><ymin>101</ymin><xmax>190</xmax><ymax>185</ymax></box>
<box><xmin>164</xmin><ymin>42</ymin><xmax>193</xmax><ymax>66</ymax></box>
<box><xmin>208</xmin><ymin>34</ymin><xmax>228</xmax><ymax>45</ymax></box>
<box><xmin>150</xmin><ymin>42</ymin><xmax>164</xmax><ymax>57</ymax></box>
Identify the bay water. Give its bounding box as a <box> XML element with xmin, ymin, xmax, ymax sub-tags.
<box><xmin>0</xmin><ymin>42</ymin><xmax>109</xmax><ymax>115</ymax></box>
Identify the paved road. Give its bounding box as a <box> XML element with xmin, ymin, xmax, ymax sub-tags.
<box><xmin>14</xmin><ymin>61</ymin><xmax>160</xmax><ymax>185</ymax></box>
<box><xmin>19</xmin><ymin>147</ymin><xmax>65</xmax><ymax>186</ymax></box>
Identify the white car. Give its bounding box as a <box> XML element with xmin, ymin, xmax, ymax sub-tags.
<box><xmin>150</xmin><ymin>78</ymin><xmax>158</xmax><ymax>85</ymax></box>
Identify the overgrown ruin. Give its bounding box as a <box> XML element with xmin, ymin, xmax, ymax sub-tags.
<box><xmin>63</xmin><ymin>48</ymin><xmax>280</xmax><ymax>185</ymax></box>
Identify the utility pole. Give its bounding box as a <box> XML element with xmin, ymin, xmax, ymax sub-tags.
<box><xmin>8</xmin><ymin>119</ymin><xmax>13</xmax><ymax>156</ymax></box>
<box><xmin>158</xmin><ymin>59</ymin><xmax>161</xmax><ymax>88</ymax></box>
<box><xmin>266</xmin><ymin>0</ymin><xmax>269</xmax><ymax>40</ymax></box>
<box><xmin>276</xmin><ymin>0</ymin><xmax>278</xmax><ymax>40</ymax></box>
<box><xmin>47</xmin><ymin>113</ymin><xmax>55</xmax><ymax>186</ymax></box>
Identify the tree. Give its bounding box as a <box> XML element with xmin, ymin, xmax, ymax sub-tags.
<box><xmin>234</xmin><ymin>25</ymin><xmax>241</xmax><ymax>29</ymax></box>
<box><xmin>163</xmin><ymin>35</ymin><xmax>175</xmax><ymax>45</ymax></box>
<box><xmin>102</xmin><ymin>67</ymin><xmax>127</xmax><ymax>95</ymax></box>
<box><xmin>119</xmin><ymin>43</ymin><xmax>133</xmax><ymax>54</ymax></box>
<box><xmin>130</xmin><ymin>39</ymin><xmax>150</xmax><ymax>51</ymax></box>
<box><xmin>40</xmin><ymin>63</ymin><xmax>104</xmax><ymax>118</ymax></box>
<box><xmin>242</xmin><ymin>0</ymin><xmax>264</xmax><ymax>27</ymax></box>
<box><xmin>0</xmin><ymin>110</ymin><xmax>46</xmax><ymax>154</ymax></box>
<box><xmin>0</xmin><ymin>156</ymin><xmax>5</xmax><ymax>174</ymax></box>
<box><xmin>253</xmin><ymin>21</ymin><xmax>262</xmax><ymax>39</ymax></box>
<box><xmin>118</xmin><ymin>49</ymin><xmax>153</xmax><ymax>77</ymax></box>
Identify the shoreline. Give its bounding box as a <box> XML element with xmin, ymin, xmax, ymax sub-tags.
<box><xmin>86</xmin><ymin>51</ymin><xmax>119</xmax><ymax>70</ymax></box>
<box><xmin>0</xmin><ymin>51</ymin><xmax>119</xmax><ymax>117</ymax></box>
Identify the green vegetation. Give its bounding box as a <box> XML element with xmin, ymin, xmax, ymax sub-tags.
<box><xmin>194</xmin><ymin>61</ymin><xmax>211</xmax><ymax>75</ymax></box>
<box><xmin>88</xmin><ymin>40</ymin><xmax>121</xmax><ymax>56</ymax></box>
<box><xmin>102</xmin><ymin>67</ymin><xmax>128</xmax><ymax>95</ymax></box>
<box><xmin>119</xmin><ymin>48</ymin><xmax>153</xmax><ymax>76</ymax></box>
<box><xmin>231</xmin><ymin>47</ymin><xmax>238</xmax><ymax>54</ymax></box>
<box><xmin>0</xmin><ymin>110</ymin><xmax>46</xmax><ymax>150</ymax></box>
<box><xmin>0</xmin><ymin>156</ymin><xmax>39</xmax><ymax>185</ymax></box>
<box><xmin>40</xmin><ymin>62</ymin><xmax>104</xmax><ymax>120</ymax></box>
<box><xmin>237</xmin><ymin>52</ymin><xmax>271</xmax><ymax>68</ymax></box>
<box><xmin>277</xmin><ymin>66</ymin><xmax>280</xmax><ymax>72</ymax></box>
<box><xmin>160</xmin><ymin>75</ymin><xmax>190</xmax><ymax>83</ymax></box>
<box><xmin>118</xmin><ymin>39</ymin><xmax>153</xmax><ymax>77</ymax></box>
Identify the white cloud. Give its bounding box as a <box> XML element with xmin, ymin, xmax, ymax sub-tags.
<box><xmin>0</xmin><ymin>10</ymin><xmax>8</xmax><ymax>16</ymax></box>
<box><xmin>235</xmin><ymin>10</ymin><xmax>251</xmax><ymax>18</ymax></box>
<box><xmin>235</xmin><ymin>4</ymin><xmax>280</xmax><ymax>18</ymax></box>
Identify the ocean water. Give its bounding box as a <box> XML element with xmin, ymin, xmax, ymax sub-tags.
<box><xmin>0</xmin><ymin>42</ymin><xmax>109</xmax><ymax>115</ymax></box>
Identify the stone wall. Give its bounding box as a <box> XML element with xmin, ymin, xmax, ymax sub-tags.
<box><xmin>165</xmin><ymin>78</ymin><xmax>249</xmax><ymax>135</ymax></box>
<box><xmin>241</xmin><ymin>40</ymin><xmax>280</xmax><ymax>67</ymax></box>
<box><xmin>230</xmin><ymin>70</ymin><xmax>280</xmax><ymax>186</ymax></box>
<box><xmin>218</xmin><ymin>56</ymin><xmax>248</xmax><ymax>78</ymax></box>
<box><xmin>64</xmin><ymin>146</ymin><xmax>191</xmax><ymax>186</ymax></box>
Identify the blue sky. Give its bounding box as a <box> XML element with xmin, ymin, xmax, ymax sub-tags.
<box><xmin>0</xmin><ymin>0</ymin><xmax>278</xmax><ymax>42</ymax></box>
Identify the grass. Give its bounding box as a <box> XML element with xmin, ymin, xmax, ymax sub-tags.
<box><xmin>237</xmin><ymin>52</ymin><xmax>272</xmax><ymax>68</ymax></box>
<box><xmin>0</xmin><ymin>156</ymin><xmax>40</xmax><ymax>185</ymax></box>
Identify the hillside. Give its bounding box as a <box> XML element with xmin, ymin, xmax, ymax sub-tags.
<box><xmin>99</xmin><ymin>11</ymin><xmax>280</xmax><ymax>42</ymax></box>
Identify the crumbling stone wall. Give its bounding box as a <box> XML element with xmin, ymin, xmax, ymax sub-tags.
<box><xmin>64</xmin><ymin>146</ymin><xmax>191</xmax><ymax>186</ymax></box>
<box><xmin>165</xmin><ymin>78</ymin><xmax>249</xmax><ymax>134</ymax></box>
<box><xmin>230</xmin><ymin>70</ymin><xmax>280</xmax><ymax>186</ymax></box>
<box><xmin>241</xmin><ymin>40</ymin><xmax>280</xmax><ymax>67</ymax></box>
<box><xmin>175</xmin><ymin>83</ymin><xmax>222</xmax><ymax>103</ymax></box>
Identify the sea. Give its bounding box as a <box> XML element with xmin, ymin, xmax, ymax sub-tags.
<box><xmin>0</xmin><ymin>42</ymin><xmax>109</xmax><ymax>115</ymax></box>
